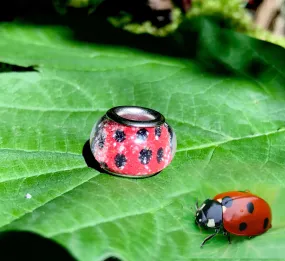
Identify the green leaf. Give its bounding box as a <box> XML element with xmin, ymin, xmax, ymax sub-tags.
<box><xmin>0</xmin><ymin>18</ymin><xmax>285</xmax><ymax>260</ymax></box>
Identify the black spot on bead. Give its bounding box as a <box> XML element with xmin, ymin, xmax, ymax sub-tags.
<box><xmin>263</xmin><ymin>218</ymin><xmax>269</xmax><ymax>229</ymax></box>
<box><xmin>239</xmin><ymin>222</ymin><xmax>247</xmax><ymax>231</ymax></box>
<box><xmin>167</xmin><ymin>124</ymin><xmax>174</xmax><ymax>152</ymax></box>
<box><xmin>222</xmin><ymin>196</ymin><xmax>233</xmax><ymax>208</ymax></box>
<box><xmin>97</xmin><ymin>134</ymin><xmax>105</xmax><ymax>149</ymax></box>
<box><xmin>157</xmin><ymin>147</ymin><xmax>164</xmax><ymax>163</ymax></box>
<box><xmin>247</xmin><ymin>202</ymin><xmax>254</xmax><ymax>214</ymax></box>
<box><xmin>114</xmin><ymin>154</ymin><xmax>127</xmax><ymax>168</ymax></box>
<box><xmin>155</xmin><ymin>127</ymin><xmax>161</xmax><ymax>138</ymax></box>
<box><xmin>114</xmin><ymin>130</ymin><xmax>126</xmax><ymax>142</ymax></box>
<box><xmin>139</xmin><ymin>149</ymin><xmax>152</xmax><ymax>165</ymax></box>
<box><xmin>100</xmin><ymin>162</ymin><xmax>108</xmax><ymax>169</ymax></box>
<box><xmin>136</xmin><ymin>128</ymin><xmax>149</xmax><ymax>141</ymax></box>
<box><xmin>167</xmin><ymin>124</ymin><xmax>173</xmax><ymax>138</ymax></box>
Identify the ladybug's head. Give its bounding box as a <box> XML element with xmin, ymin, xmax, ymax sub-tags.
<box><xmin>195</xmin><ymin>199</ymin><xmax>223</xmax><ymax>229</ymax></box>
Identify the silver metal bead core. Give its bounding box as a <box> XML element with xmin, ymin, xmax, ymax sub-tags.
<box><xmin>106</xmin><ymin>106</ymin><xmax>165</xmax><ymax>127</ymax></box>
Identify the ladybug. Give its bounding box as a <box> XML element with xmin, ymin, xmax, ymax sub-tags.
<box><xmin>195</xmin><ymin>191</ymin><xmax>272</xmax><ymax>247</ymax></box>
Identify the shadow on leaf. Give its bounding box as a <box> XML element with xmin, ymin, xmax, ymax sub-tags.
<box><xmin>0</xmin><ymin>231</ymin><xmax>76</xmax><ymax>261</ymax></box>
<box><xmin>82</xmin><ymin>139</ymin><xmax>109</xmax><ymax>174</ymax></box>
<box><xmin>0</xmin><ymin>62</ymin><xmax>38</xmax><ymax>73</ymax></box>
<box><xmin>0</xmin><ymin>231</ymin><xmax>122</xmax><ymax>261</ymax></box>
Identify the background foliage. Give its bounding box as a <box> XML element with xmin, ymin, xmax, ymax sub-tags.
<box><xmin>52</xmin><ymin>0</ymin><xmax>285</xmax><ymax>47</ymax></box>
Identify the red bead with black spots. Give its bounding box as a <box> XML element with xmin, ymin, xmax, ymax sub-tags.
<box><xmin>90</xmin><ymin>106</ymin><xmax>176</xmax><ymax>177</ymax></box>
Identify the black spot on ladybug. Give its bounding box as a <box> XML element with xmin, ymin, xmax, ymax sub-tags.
<box><xmin>247</xmin><ymin>202</ymin><xmax>254</xmax><ymax>214</ymax></box>
<box><xmin>139</xmin><ymin>149</ymin><xmax>152</xmax><ymax>165</ymax></box>
<box><xmin>155</xmin><ymin>126</ymin><xmax>161</xmax><ymax>138</ymax></box>
<box><xmin>263</xmin><ymin>218</ymin><xmax>269</xmax><ymax>229</ymax></box>
<box><xmin>114</xmin><ymin>130</ymin><xmax>126</xmax><ymax>142</ymax></box>
<box><xmin>157</xmin><ymin>147</ymin><xmax>164</xmax><ymax>163</ymax></box>
<box><xmin>222</xmin><ymin>196</ymin><xmax>233</xmax><ymax>208</ymax></box>
<box><xmin>239</xmin><ymin>222</ymin><xmax>247</xmax><ymax>231</ymax></box>
<box><xmin>136</xmin><ymin>128</ymin><xmax>149</xmax><ymax>141</ymax></box>
<box><xmin>115</xmin><ymin>154</ymin><xmax>127</xmax><ymax>168</ymax></box>
<box><xmin>100</xmin><ymin>162</ymin><xmax>108</xmax><ymax>169</ymax></box>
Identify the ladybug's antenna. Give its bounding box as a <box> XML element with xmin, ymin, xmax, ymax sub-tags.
<box><xmin>190</xmin><ymin>200</ymin><xmax>199</xmax><ymax>215</ymax></box>
<box><xmin>195</xmin><ymin>200</ymin><xmax>199</xmax><ymax>210</ymax></box>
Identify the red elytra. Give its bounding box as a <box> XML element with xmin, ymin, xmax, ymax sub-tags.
<box><xmin>90</xmin><ymin>116</ymin><xmax>176</xmax><ymax>177</ymax></box>
<box><xmin>214</xmin><ymin>191</ymin><xmax>272</xmax><ymax>236</ymax></box>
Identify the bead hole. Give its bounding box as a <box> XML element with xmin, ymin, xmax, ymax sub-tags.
<box><xmin>107</xmin><ymin>106</ymin><xmax>165</xmax><ymax>127</ymax></box>
<box><xmin>115</xmin><ymin>108</ymin><xmax>156</xmax><ymax>122</ymax></box>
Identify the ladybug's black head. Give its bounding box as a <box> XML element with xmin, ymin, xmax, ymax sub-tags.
<box><xmin>195</xmin><ymin>199</ymin><xmax>223</xmax><ymax>229</ymax></box>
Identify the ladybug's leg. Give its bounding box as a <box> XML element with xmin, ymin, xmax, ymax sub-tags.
<box><xmin>223</xmin><ymin>230</ymin><xmax>231</xmax><ymax>244</ymax></box>
<box><xmin>200</xmin><ymin>228</ymin><xmax>220</xmax><ymax>248</ymax></box>
<box><xmin>227</xmin><ymin>234</ymin><xmax>231</xmax><ymax>244</ymax></box>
